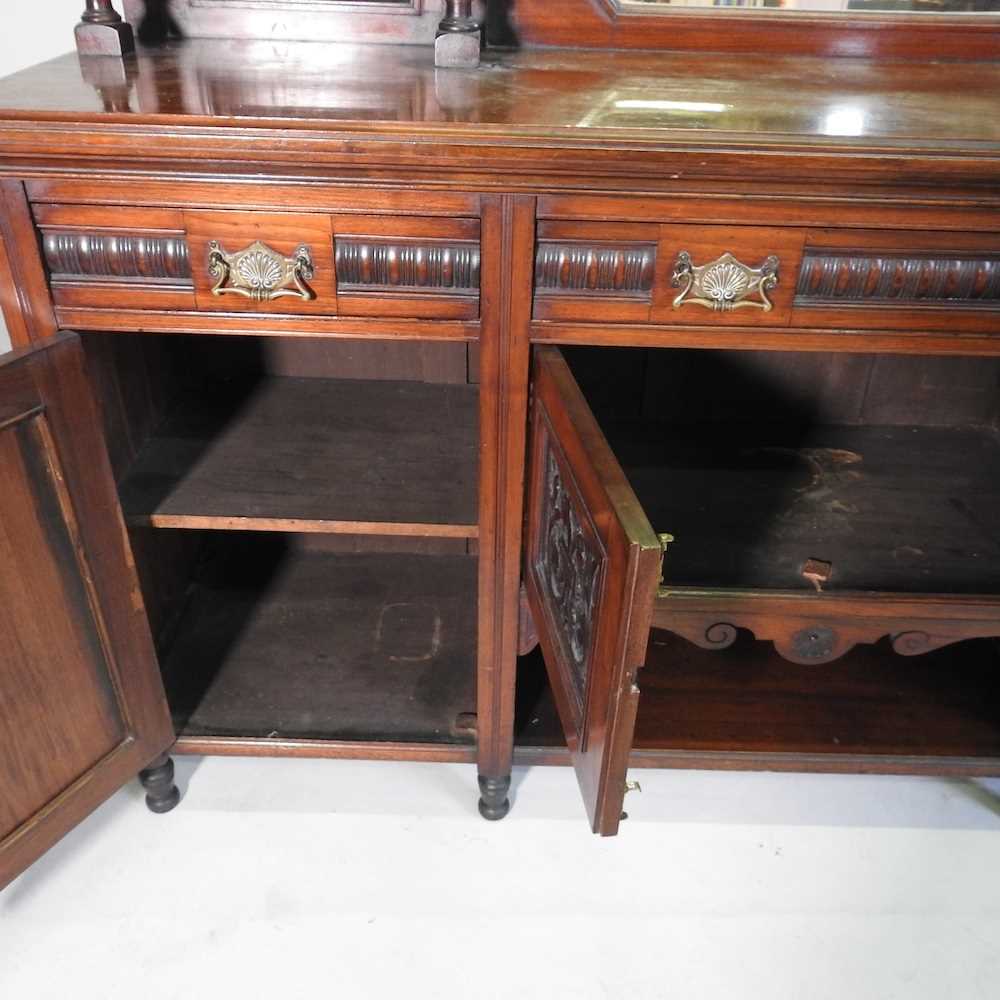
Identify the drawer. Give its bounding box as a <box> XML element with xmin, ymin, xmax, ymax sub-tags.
<box><xmin>533</xmin><ymin>217</ymin><xmax>1000</xmax><ymax>338</ymax></box>
<box><xmin>523</xmin><ymin>344</ymin><xmax>1000</xmax><ymax>833</ymax></box>
<box><xmin>32</xmin><ymin>200</ymin><xmax>481</xmax><ymax>328</ymax></box>
<box><xmin>534</xmin><ymin>221</ymin><xmax>805</xmax><ymax>326</ymax></box>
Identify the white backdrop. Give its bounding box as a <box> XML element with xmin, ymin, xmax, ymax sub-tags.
<box><xmin>0</xmin><ymin>0</ymin><xmax>83</xmax><ymax>353</ymax></box>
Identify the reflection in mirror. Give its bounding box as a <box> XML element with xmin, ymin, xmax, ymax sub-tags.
<box><xmin>619</xmin><ymin>0</ymin><xmax>1000</xmax><ymax>12</ymax></box>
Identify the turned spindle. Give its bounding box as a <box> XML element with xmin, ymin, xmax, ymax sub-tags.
<box><xmin>435</xmin><ymin>0</ymin><xmax>481</xmax><ymax>69</ymax></box>
<box><xmin>75</xmin><ymin>1</ymin><xmax>135</xmax><ymax>57</ymax></box>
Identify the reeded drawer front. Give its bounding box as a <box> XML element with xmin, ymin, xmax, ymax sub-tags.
<box><xmin>31</xmin><ymin>198</ymin><xmax>482</xmax><ymax>329</ymax></box>
<box><xmin>534</xmin><ymin>221</ymin><xmax>806</xmax><ymax>326</ymax></box>
<box><xmin>333</xmin><ymin>215</ymin><xmax>481</xmax><ymax>320</ymax></box>
<box><xmin>533</xmin><ymin>209</ymin><xmax>1000</xmax><ymax>339</ymax></box>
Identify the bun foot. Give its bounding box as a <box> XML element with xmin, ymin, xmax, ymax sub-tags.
<box><xmin>478</xmin><ymin>774</ymin><xmax>511</xmax><ymax>821</ymax></box>
<box><xmin>139</xmin><ymin>753</ymin><xmax>181</xmax><ymax>814</ymax></box>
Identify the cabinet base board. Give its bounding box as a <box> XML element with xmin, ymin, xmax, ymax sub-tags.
<box><xmin>173</xmin><ymin>735</ymin><xmax>477</xmax><ymax>763</ymax></box>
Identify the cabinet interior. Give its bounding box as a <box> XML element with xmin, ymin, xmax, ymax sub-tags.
<box><xmin>564</xmin><ymin>346</ymin><xmax>1000</xmax><ymax>595</ymax></box>
<box><xmin>517</xmin><ymin>346</ymin><xmax>1000</xmax><ymax>765</ymax></box>
<box><xmin>81</xmin><ymin>333</ymin><xmax>479</xmax><ymax>750</ymax></box>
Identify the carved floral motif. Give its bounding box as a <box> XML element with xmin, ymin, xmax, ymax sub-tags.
<box><xmin>535</xmin><ymin>442</ymin><xmax>602</xmax><ymax>707</ymax></box>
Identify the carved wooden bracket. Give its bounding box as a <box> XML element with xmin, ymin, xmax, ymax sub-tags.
<box><xmin>653</xmin><ymin>590</ymin><xmax>1000</xmax><ymax>667</ymax></box>
<box><xmin>796</xmin><ymin>251</ymin><xmax>1000</xmax><ymax>306</ymax></box>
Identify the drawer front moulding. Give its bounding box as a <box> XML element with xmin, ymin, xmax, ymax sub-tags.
<box><xmin>41</xmin><ymin>231</ymin><xmax>192</xmax><ymax>283</ymax></box>
<box><xmin>796</xmin><ymin>252</ymin><xmax>1000</xmax><ymax>307</ymax></box>
<box><xmin>334</xmin><ymin>238</ymin><xmax>481</xmax><ymax>293</ymax></box>
<box><xmin>534</xmin><ymin>241</ymin><xmax>656</xmax><ymax>298</ymax></box>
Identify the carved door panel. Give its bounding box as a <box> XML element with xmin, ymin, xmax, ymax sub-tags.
<box><xmin>525</xmin><ymin>347</ymin><xmax>664</xmax><ymax>835</ymax></box>
<box><xmin>0</xmin><ymin>334</ymin><xmax>173</xmax><ymax>891</ymax></box>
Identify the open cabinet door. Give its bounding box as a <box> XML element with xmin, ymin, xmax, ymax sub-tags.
<box><xmin>0</xmin><ymin>333</ymin><xmax>174</xmax><ymax>890</ymax></box>
<box><xmin>525</xmin><ymin>347</ymin><xmax>664</xmax><ymax>835</ymax></box>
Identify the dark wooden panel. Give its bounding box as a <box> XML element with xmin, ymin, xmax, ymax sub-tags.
<box><xmin>162</xmin><ymin>540</ymin><xmax>478</xmax><ymax>745</ymax></box>
<box><xmin>118</xmin><ymin>375</ymin><xmax>479</xmax><ymax>534</ymax></box>
<box><xmin>257</xmin><ymin>337</ymin><xmax>470</xmax><ymax>384</ymax></box>
<box><xmin>861</xmin><ymin>354</ymin><xmax>1000</xmax><ymax>428</ymax></box>
<box><xmin>634</xmin><ymin>349</ymin><xmax>1000</xmax><ymax>429</ymax></box>
<box><xmin>0</xmin><ymin>334</ymin><xmax>173</xmax><ymax>890</ymax></box>
<box><xmin>0</xmin><ymin>413</ymin><xmax>125</xmax><ymax>841</ymax></box>
<box><xmin>605</xmin><ymin>420</ymin><xmax>1000</xmax><ymax>594</ymax></box>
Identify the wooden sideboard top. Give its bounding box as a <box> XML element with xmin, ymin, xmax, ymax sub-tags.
<box><xmin>0</xmin><ymin>40</ymin><xmax>996</xmax><ymax>191</ymax></box>
<box><xmin>0</xmin><ymin>41</ymin><xmax>996</xmax><ymax>150</ymax></box>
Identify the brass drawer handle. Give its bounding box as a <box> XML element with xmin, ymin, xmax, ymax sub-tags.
<box><xmin>671</xmin><ymin>250</ymin><xmax>779</xmax><ymax>313</ymax></box>
<box><xmin>207</xmin><ymin>240</ymin><xmax>315</xmax><ymax>303</ymax></box>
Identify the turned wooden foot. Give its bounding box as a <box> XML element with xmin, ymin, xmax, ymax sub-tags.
<box><xmin>139</xmin><ymin>753</ymin><xmax>181</xmax><ymax>814</ymax></box>
<box><xmin>478</xmin><ymin>774</ymin><xmax>511</xmax><ymax>821</ymax></box>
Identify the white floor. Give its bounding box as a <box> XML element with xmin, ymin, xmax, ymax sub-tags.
<box><xmin>3</xmin><ymin>759</ymin><xmax>1000</xmax><ymax>1000</ymax></box>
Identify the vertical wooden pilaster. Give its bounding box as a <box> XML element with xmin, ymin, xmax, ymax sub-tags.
<box><xmin>476</xmin><ymin>194</ymin><xmax>536</xmax><ymax>817</ymax></box>
<box><xmin>0</xmin><ymin>180</ymin><xmax>57</xmax><ymax>348</ymax></box>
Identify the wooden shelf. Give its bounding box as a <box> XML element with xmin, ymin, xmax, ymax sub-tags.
<box><xmin>605</xmin><ymin>421</ymin><xmax>1000</xmax><ymax>595</ymax></box>
<box><xmin>514</xmin><ymin>632</ymin><xmax>1000</xmax><ymax>771</ymax></box>
<box><xmin>119</xmin><ymin>375</ymin><xmax>479</xmax><ymax>537</ymax></box>
<box><xmin>161</xmin><ymin>538</ymin><xmax>478</xmax><ymax>745</ymax></box>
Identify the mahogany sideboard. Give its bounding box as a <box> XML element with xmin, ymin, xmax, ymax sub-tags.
<box><xmin>2</xmin><ymin>9</ymin><xmax>1000</xmax><ymax>888</ymax></box>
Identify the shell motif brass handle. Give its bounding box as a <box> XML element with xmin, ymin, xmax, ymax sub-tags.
<box><xmin>207</xmin><ymin>240</ymin><xmax>315</xmax><ymax>303</ymax></box>
<box><xmin>671</xmin><ymin>250</ymin><xmax>779</xmax><ymax>313</ymax></box>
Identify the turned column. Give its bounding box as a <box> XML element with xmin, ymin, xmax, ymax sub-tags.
<box><xmin>435</xmin><ymin>0</ymin><xmax>481</xmax><ymax>69</ymax></box>
<box><xmin>75</xmin><ymin>1</ymin><xmax>135</xmax><ymax>57</ymax></box>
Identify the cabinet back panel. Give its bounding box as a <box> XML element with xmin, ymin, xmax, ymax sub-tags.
<box><xmin>564</xmin><ymin>347</ymin><xmax>1000</xmax><ymax>430</ymax></box>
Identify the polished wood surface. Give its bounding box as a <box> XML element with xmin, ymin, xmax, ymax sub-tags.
<box><xmin>0</xmin><ymin>41</ymin><xmax>996</xmax><ymax>155</ymax></box>
<box><xmin>0</xmin><ymin>334</ymin><xmax>173</xmax><ymax>890</ymax></box>
<box><xmin>118</xmin><ymin>375</ymin><xmax>479</xmax><ymax>536</ymax></box>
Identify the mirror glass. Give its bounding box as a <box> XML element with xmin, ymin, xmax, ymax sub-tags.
<box><xmin>618</xmin><ymin>0</ymin><xmax>1000</xmax><ymax>13</ymax></box>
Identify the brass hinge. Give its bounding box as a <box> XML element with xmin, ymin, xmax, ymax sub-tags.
<box><xmin>658</xmin><ymin>532</ymin><xmax>674</xmax><ymax>584</ymax></box>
